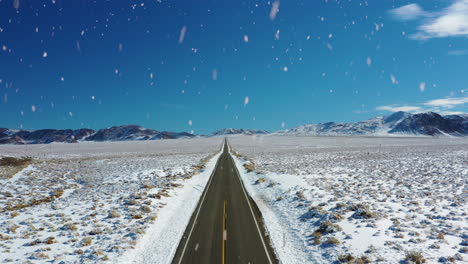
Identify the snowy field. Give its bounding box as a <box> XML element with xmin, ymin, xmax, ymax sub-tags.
<box><xmin>0</xmin><ymin>138</ymin><xmax>222</xmax><ymax>263</ymax></box>
<box><xmin>230</xmin><ymin>135</ymin><xmax>467</xmax><ymax>264</ymax></box>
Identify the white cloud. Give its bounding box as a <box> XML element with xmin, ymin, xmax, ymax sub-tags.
<box><xmin>390</xmin><ymin>4</ymin><xmax>428</xmax><ymax>20</ymax></box>
<box><xmin>439</xmin><ymin>111</ymin><xmax>467</xmax><ymax>115</ymax></box>
<box><xmin>377</xmin><ymin>96</ymin><xmax>468</xmax><ymax>114</ymax></box>
<box><xmin>376</xmin><ymin>105</ymin><xmax>422</xmax><ymax>112</ymax></box>
<box><xmin>423</xmin><ymin>96</ymin><xmax>468</xmax><ymax>107</ymax></box>
<box><xmin>391</xmin><ymin>0</ymin><xmax>468</xmax><ymax>40</ymax></box>
<box><xmin>448</xmin><ymin>49</ymin><xmax>468</xmax><ymax>55</ymax></box>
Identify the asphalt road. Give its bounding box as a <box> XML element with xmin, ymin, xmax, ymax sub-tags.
<box><xmin>172</xmin><ymin>139</ymin><xmax>278</xmax><ymax>264</ymax></box>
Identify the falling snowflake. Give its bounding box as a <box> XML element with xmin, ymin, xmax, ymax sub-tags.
<box><xmin>269</xmin><ymin>1</ymin><xmax>280</xmax><ymax>20</ymax></box>
<box><xmin>390</xmin><ymin>74</ymin><xmax>398</xmax><ymax>84</ymax></box>
<box><xmin>118</xmin><ymin>43</ymin><xmax>123</xmax><ymax>52</ymax></box>
<box><xmin>179</xmin><ymin>26</ymin><xmax>187</xmax><ymax>44</ymax></box>
<box><xmin>283</xmin><ymin>66</ymin><xmax>288</xmax><ymax>72</ymax></box>
<box><xmin>212</xmin><ymin>69</ymin><xmax>218</xmax><ymax>80</ymax></box>
<box><xmin>60</xmin><ymin>77</ymin><xmax>65</xmax><ymax>81</ymax></box>
<box><xmin>69</xmin><ymin>112</ymin><xmax>73</xmax><ymax>117</ymax></box>
<box><xmin>13</xmin><ymin>0</ymin><xmax>20</xmax><ymax>9</ymax></box>
<box><xmin>419</xmin><ymin>82</ymin><xmax>426</xmax><ymax>92</ymax></box>
<box><xmin>366</xmin><ymin>57</ymin><xmax>372</xmax><ymax>67</ymax></box>
<box><xmin>31</xmin><ymin>105</ymin><xmax>36</xmax><ymax>112</ymax></box>
<box><xmin>243</xmin><ymin>35</ymin><xmax>249</xmax><ymax>43</ymax></box>
<box><xmin>244</xmin><ymin>96</ymin><xmax>249</xmax><ymax>106</ymax></box>
<box><xmin>281</xmin><ymin>122</ymin><xmax>285</xmax><ymax>128</ymax></box>
<box><xmin>188</xmin><ymin>120</ymin><xmax>193</xmax><ymax>126</ymax></box>
<box><xmin>275</xmin><ymin>30</ymin><xmax>280</xmax><ymax>40</ymax></box>
<box><xmin>42</xmin><ymin>51</ymin><xmax>48</xmax><ymax>58</ymax></box>
<box><xmin>91</xmin><ymin>96</ymin><xmax>95</xmax><ymax>100</ymax></box>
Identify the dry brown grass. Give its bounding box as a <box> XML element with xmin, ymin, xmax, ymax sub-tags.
<box><xmin>255</xmin><ymin>177</ymin><xmax>267</xmax><ymax>184</ymax></box>
<box><xmin>108</xmin><ymin>209</ymin><xmax>121</xmax><ymax>218</ymax></box>
<box><xmin>324</xmin><ymin>237</ymin><xmax>340</xmax><ymax>245</ymax></box>
<box><xmin>405</xmin><ymin>251</ymin><xmax>426</xmax><ymax>264</ymax></box>
<box><xmin>0</xmin><ymin>156</ymin><xmax>33</xmax><ymax>167</ymax></box>
<box><xmin>3</xmin><ymin>190</ymin><xmax>64</xmax><ymax>212</ymax></box>
<box><xmin>243</xmin><ymin>163</ymin><xmax>255</xmax><ymax>172</ymax></box>
<box><xmin>81</xmin><ymin>237</ymin><xmax>92</xmax><ymax>246</ymax></box>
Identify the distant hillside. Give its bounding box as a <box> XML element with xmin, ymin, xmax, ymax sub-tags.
<box><xmin>1</xmin><ymin>112</ymin><xmax>466</xmax><ymax>145</ymax></box>
<box><xmin>0</xmin><ymin>125</ymin><xmax>194</xmax><ymax>144</ymax></box>
<box><xmin>210</xmin><ymin>128</ymin><xmax>269</xmax><ymax>136</ymax></box>
<box><xmin>278</xmin><ymin>112</ymin><xmax>468</xmax><ymax>137</ymax></box>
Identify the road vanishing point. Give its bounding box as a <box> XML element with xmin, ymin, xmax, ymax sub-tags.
<box><xmin>172</xmin><ymin>139</ymin><xmax>278</xmax><ymax>264</ymax></box>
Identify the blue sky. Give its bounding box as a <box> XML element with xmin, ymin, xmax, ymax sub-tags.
<box><xmin>0</xmin><ymin>0</ymin><xmax>467</xmax><ymax>134</ymax></box>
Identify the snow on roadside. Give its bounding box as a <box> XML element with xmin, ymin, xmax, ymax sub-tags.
<box><xmin>117</xmin><ymin>151</ymin><xmax>222</xmax><ymax>264</ymax></box>
<box><xmin>0</xmin><ymin>138</ymin><xmax>222</xmax><ymax>263</ymax></box>
<box><xmin>232</xmin><ymin>153</ymin><xmax>328</xmax><ymax>264</ymax></box>
<box><xmin>229</xmin><ymin>135</ymin><xmax>468</xmax><ymax>264</ymax></box>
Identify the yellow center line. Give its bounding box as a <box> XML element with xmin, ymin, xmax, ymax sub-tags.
<box><xmin>222</xmin><ymin>200</ymin><xmax>227</xmax><ymax>264</ymax></box>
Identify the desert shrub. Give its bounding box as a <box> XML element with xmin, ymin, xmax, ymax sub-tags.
<box><xmin>10</xmin><ymin>212</ymin><xmax>19</xmax><ymax>218</ymax></box>
<box><xmin>108</xmin><ymin>210</ymin><xmax>120</xmax><ymax>218</ymax></box>
<box><xmin>0</xmin><ymin>234</ymin><xmax>11</xmax><ymax>240</ymax></box>
<box><xmin>147</xmin><ymin>193</ymin><xmax>161</xmax><ymax>199</ymax></box>
<box><xmin>317</xmin><ymin>221</ymin><xmax>342</xmax><ymax>234</ymax></box>
<box><xmin>332</xmin><ymin>213</ymin><xmax>344</xmax><ymax>221</ymax></box>
<box><xmin>81</xmin><ymin>237</ymin><xmax>92</xmax><ymax>246</ymax></box>
<box><xmin>8</xmin><ymin>225</ymin><xmax>19</xmax><ymax>233</ymax></box>
<box><xmin>89</xmin><ymin>228</ymin><xmax>103</xmax><ymax>236</ymax></box>
<box><xmin>338</xmin><ymin>254</ymin><xmax>355</xmax><ymax>263</ymax></box>
<box><xmin>349</xmin><ymin>204</ymin><xmax>377</xmax><ymax>219</ymax></box>
<box><xmin>140</xmin><ymin>205</ymin><xmax>151</xmax><ymax>214</ymax></box>
<box><xmin>31</xmin><ymin>252</ymin><xmax>49</xmax><ymax>259</ymax></box>
<box><xmin>62</xmin><ymin>223</ymin><xmax>78</xmax><ymax>231</ymax></box>
<box><xmin>52</xmin><ymin>189</ymin><xmax>64</xmax><ymax>198</ymax></box>
<box><xmin>338</xmin><ymin>254</ymin><xmax>372</xmax><ymax>263</ymax></box>
<box><xmin>44</xmin><ymin>237</ymin><xmax>56</xmax><ymax>244</ymax></box>
<box><xmin>26</xmin><ymin>239</ymin><xmax>42</xmax><ymax>246</ymax></box>
<box><xmin>243</xmin><ymin>163</ymin><xmax>255</xmax><ymax>172</ymax></box>
<box><xmin>255</xmin><ymin>177</ymin><xmax>266</xmax><ymax>184</ymax></box>
<box><xmin>296</xmin><ymin>190</ymin><xmax>306</xmax><ymax>200</ymax></box>
<box><xmin>437</xmin><ymin>232</ymin><xmax>445</xmax><ymax>240</ymax></box>
<box><xmin>405</xmin><ymin>251</ymin><xmax>426</xmax><ymax>264</ymax></box>
<box><xmin>312</xmin><ymin>231</ymin><xmax>322</xmax><ymax>245</ymax></box>
<box><xmin>131</xmin><ymin>214</ymin><xmax>143</xmax><ymax>219</ymax></box>
<box><xmin>324</xmin><ymin>237</ymin><xmax>340</xmax><ymax>245</ymax></box>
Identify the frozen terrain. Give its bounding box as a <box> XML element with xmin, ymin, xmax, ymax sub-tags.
<box><xmin>0</xmin><ymin>138</ymin><xmax>222</xmax><ymax>263</ymax></box>
<box><xmin>230</xmin><ymin>135</ymin><xmax>467</xmax><ymax>264</ymax></box>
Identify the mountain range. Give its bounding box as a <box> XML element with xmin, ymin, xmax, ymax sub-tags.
<box><xmin>278</xmin><ymin>112</ymin><xmax>468</xmax><ymax>137</ymax></box>
<box><xmin>0</xmin><ymin>112</ymin><xmax>467</xmax><ymax>144</ymax></box>
<box><xmin>0</xmin><ymin>125</ymin><xmax>195</xmax><ymax>144</ymax></box>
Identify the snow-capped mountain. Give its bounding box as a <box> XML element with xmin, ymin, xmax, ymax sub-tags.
<box><xmin>0</xmin><ymin>125</ymin><xmax>194</xmax><ymax>144</ymax></box>
<box><xmin>210</xmin><ymin>128</ymin><xmax>269</xmax><ymax>136</ymax></box>
<box><xmin>279</xmin><ymin>112</ymin><xmax>468</xmax><ymax>137</ymax></box>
